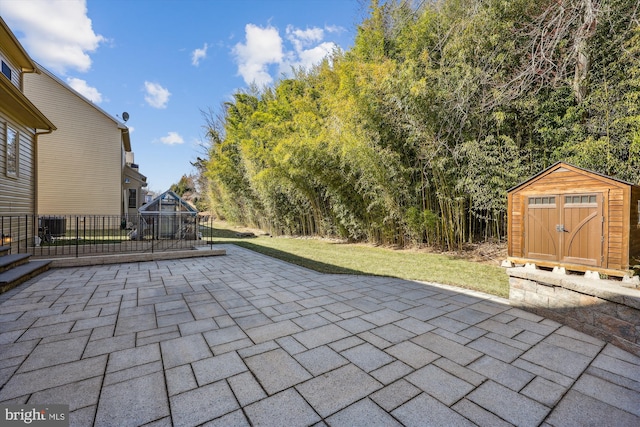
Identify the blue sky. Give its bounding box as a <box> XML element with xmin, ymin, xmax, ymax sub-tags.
<box><xmin>1</xmin><ymin>0</ymin><xmax>364</xmax><ymax>193</ymax></box>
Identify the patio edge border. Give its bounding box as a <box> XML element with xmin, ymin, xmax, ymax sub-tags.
<box><xmin>45</xmin><ymin>248</ymin><xmax>226</xmax><ymax>268</ymax></box>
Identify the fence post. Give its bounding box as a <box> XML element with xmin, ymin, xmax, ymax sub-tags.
<box><xmin>24</xmin><ymin>215</ymin><xmax>27</xmax><ymax>254</ymax></box>
<box><xmin>209</xmin><ymin>216</ymin><xmax>213</xmax><ymax>250</ymax></box>
<box><xmin>76</xmin><ymin>217</ymin><xmax>79</xmax><ymax>258</ymax></box>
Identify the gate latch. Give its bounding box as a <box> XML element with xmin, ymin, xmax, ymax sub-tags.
<box><xmin>555</xmin><ymin>224</ymin><xmax>566</xmax><ymax>232</ymax></box>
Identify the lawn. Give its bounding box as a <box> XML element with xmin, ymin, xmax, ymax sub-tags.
<box><xmin>203</xmin><ymin>223</ymin><xmax>510</xmax><ymax>298</ymax></box>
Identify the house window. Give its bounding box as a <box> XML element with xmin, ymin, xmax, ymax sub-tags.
<box><xmin>6</xmin><ymin>125</ymin><xmax>18</xmax><ymax>177</ymax></box>
<box><xmin>1</xmin><ymin>61</ymin><xmax>10</xmax><ymax>80</ymax></box>
<box><xmin>128</xmin><ymin>189</ymin><xmax>137</xmax><ymax>208</ymax></box>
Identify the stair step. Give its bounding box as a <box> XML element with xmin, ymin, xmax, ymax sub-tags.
<box><xmin>0</xmin><ymin>253</ymin><xmax>31</xmax><ymax>272</ymax></box>
<box><xmin>0</xmin><ymin>260</ymin><xmax>51</xmax><ymax>293</ymax></box>
<box><xmin>0</xmin><ymin>245</ymin><xmax>10</xmax><ymax>256</ymax></box>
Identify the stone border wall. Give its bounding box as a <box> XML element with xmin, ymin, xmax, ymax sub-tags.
<box><xmin>508</xmin><ymin>267</ymin><xmax>640</xmax><ymax>357</ymax></box>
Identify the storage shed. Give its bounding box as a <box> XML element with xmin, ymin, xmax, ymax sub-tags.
<box><xmin>507</xmin><ymin>162</ymin><xmax>640</xmax><ymax>276</ymax></box>
<box><xmin>138</xmin><ymin>190</ymin><xmax>198</xmax><ymax>240</ymax></box>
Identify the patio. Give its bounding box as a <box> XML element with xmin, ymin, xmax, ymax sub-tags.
<box><xmin>0</xmin><ymin>244</ymin><xmax>638</xmax><ymax>426</ymax></box>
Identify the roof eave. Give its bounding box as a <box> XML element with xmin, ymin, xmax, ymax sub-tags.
<box><xmin>124</xmin><ymin>164</ymin><xmax>147</xmax><ymax>182</ymax></box>
<box><xmin>0</xmin><ymin>17</ymin><xmax>37</xmax><ymax>72</ymax></box>
<box><xmin>0</xmin><ymin>75</ymin><xmax>56</xmax><ymax>130</ymax></box>
<box><xmin>507</xmin><ymin>161</ymin><xmax>637</xmax><ymax>193</ymax></box>
<box><xmin>120</xmin><ymin>126</ymin><xmax>131</xmax><ymax>152</ymax></box>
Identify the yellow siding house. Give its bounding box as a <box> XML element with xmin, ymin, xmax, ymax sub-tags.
<box><xmin>23</xmin><ymin>66</ymin><xmax>146</xmax><ymax>216</ymax></box>
<box><xmin>0</xmin><ymin>17</ymin><xmax>56</xmax><ymax>218</ymax></box>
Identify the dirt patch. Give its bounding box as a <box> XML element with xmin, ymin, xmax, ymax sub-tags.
<box><xmin>452</xmin><ymin>242</ymin><xmax>508</xmax><ymax>265</ymax></box>
<box><xmin>371</xmin><ymin>241</ymin><xmax>507</xmax><ymax>266</ymax></box>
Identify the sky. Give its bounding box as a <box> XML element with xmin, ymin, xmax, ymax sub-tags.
<box><xmin>0</xmin><ymin>0</ymin><xmax>365</xmax><ymax>193</ymax></box>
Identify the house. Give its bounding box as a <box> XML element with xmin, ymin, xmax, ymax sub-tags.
<box><xmin>507</xmin><ymin>162</ymin><xmax>640</xmax><ymax>277</ymax></box>
<box><xmin>0</xmin><ymin>18</ymin><xmax>56</xmax><ymax>221</ymax></box>
<box><xmin>124</xmin><ymin>151</ymin><xmax>147</xmax><ymax>220</ymax></box>
<box><xmin>22</xmin><ymin>64</ymin><xmax>146</xmax><ymax>217</ymax></box>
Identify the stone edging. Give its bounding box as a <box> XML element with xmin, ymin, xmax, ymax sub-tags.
<box><xmin>45</xmin><ymin>248</ymin><xmax>226</xmax><ymax>268</ymax></box>
<box><xmin>507</xmin><ymin>267</ymin><xmax>640</xmax><ymax>357</ymax></box>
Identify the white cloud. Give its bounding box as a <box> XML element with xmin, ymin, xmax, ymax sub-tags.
<box><xmin>324</xmin><ymin>25</ymin><xmax>343</xmax><ymax>34</ymax></box>
<box><xmin>232</xmin><ymin>24</ymin><xmax>283</xmax><ymax>86</ymax></box>
<box><xmin>66</xmin><ymin>77</ymin><xmax>102</xmax><ymax>103</ymax></box>
<box><xmin>282</xmin><ymin>41</ymin><xmax>336</xmax><ymax>74</ymax></box>
<box><xmin>0</xmin><ymin>0</ymin><xmax>105</xmax><ymax>74</ymax></box>
<box><xmin>286</xmin><ymin>25</ymin><xmax>324</xmax><ymax>52</ymax></box>
<box><xmin>158</xmin><ymin>132</ymin><xmax>184</xmax><ymax>145</ymax></box>
<box><xmin>232</xmin><ymin>24</ymin><xmax>340</xmax><ymax>87</ymax></box>
<box><xmin>279</xmin><ymin>25</ymin><xmax>337</xmax><ymax>77</ymax></box>
<box><xmin>144</xmin><ymin>81</ymin><xmax>171</xmax><ymax>109</ymax></box>
<box><xmin>191</xmin><ymin>43</ymin><xmax>208</xmax><ymax>66</ymax></box>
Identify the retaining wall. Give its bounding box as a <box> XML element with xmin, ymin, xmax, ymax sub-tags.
<box><xmin>507</xmin><ymin>267</ymin><xmax>640</xmax><ymax>357</ymax></box>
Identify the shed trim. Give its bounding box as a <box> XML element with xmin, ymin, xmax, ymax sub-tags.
<box><xmin>507</xmin><ymin>162</ymin><xmax>637</xmax><ymax>194</ymax></box>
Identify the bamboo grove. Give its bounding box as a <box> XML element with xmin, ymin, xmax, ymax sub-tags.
<box><xmin>200</xmin><ymin>0</ymin><xmax>640</xmax><ymax>250</ymax></box>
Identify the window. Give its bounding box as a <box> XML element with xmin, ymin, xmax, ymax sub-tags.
<box><xmin>1</xmin><ymin>61</ymin><xmax>10</xmax><ymax>80</ymax></box>
<box><xmin>128</xmin><ymin>189</ymin><xmax>137</xmax><ymax>208</ymax></box>
<box><xmin>565</xmin><ymin>194</ymin><xmax>597</xmax><ymax>205</ymax></box>
<box><xmin>6</xmin><ymin>125</ymin><xmax>18</xmax><ymax>177</ymax></box>
<box><xmin>528</xmin><ymin>196</ymin><xmax>555</xmax><ymax>206</ymax></box>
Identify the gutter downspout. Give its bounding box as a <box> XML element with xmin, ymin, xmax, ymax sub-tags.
<box><xmin>34</xmin><ymin>127</ymin><xmax>54</xmax><ymax>216</ymax></box>
<box><xmin>121</xmin><ymin>127</ymin><xmax>130</xmax><ymax>218</ymax></box>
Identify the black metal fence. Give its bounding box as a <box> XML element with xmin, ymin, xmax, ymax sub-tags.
<box><xmin>0</xmin><ymin>213</ymin><xmax>216</xmax><ymax>259</ymax></box>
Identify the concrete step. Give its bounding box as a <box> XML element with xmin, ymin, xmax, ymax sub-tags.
<box><xmin>0</xmin><ymin>253</ymin><xmax>31</xmax><ymax>273</ymax></box>
<box><xmin>0</xmin><ymin>245</ymin><xmax>10</xmax><ymax>256</ymax></box>
<box><xmin>0</xmin><ymin>260</ymin><xmax>51</xmax><ymax>294</ymax></box>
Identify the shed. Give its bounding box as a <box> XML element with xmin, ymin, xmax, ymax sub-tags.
<box><xmin>138</xmin><ymin>190</ymin><xmax>198</xmax><ymax>239</ymax></box>
<box><xmin>507</xmin><ymin>162</ymin><xmax>640</xmax><ymax>277</ymax></box>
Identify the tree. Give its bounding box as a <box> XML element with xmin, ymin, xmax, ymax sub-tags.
<box><xmin>198</xmin><ymin>0</ymin><xmax>640</xmax><ymax>250</ymax></box>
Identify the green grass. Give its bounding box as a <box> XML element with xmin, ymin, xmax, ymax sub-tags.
<box><xmin>202</xmin><ymin>223</ymin><xmax>510</xmax><ymax>298</ymax></box>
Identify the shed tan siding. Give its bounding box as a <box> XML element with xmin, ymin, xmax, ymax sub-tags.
<box><xmin>24</xmin><ymin>71</ymin><xmax>122</xmax><ymax>215</ymax></box>
<box><xmin>0</xmin><ymin>112</ymin><xmax>36</xmax><ymax>215</ymax></box>
<box><xmin>519</xmin><ymin>169</ymin><xmax>620</xmax><ymax>194</ymax></box>
<box><xmin>607</xmin><ymin>189</ymin><xmax>626</xmax><ymax>269</ymax></box>
<box><xmin>509</xmin><ymin>193</ymin><xmax>522</xmax><ymax>257</ymax></box>
<box><xmin>629</xmin><ymin>186</ymin><xmax>640</xmax><ymax>267</ymax></box>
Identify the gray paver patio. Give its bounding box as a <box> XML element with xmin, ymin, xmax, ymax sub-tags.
<box><xmin>244</xmin><ymin>348</ymin><xmax>312</xmax><ymax>394</ymax></box>
<box><xmin>94</xmin><ymin>372</ymin><xmax>169</xmax><ymax>427</ymax></box>
<box><xmin>1</xmin><ymin>243</ymin><xmax>639</xmax><ymax>426</ymax></box>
